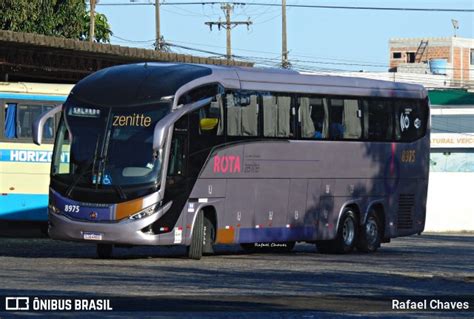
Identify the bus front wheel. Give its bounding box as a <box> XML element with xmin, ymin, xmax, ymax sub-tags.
<box><xmin>187</xmin><ymin>211</ymin><xmax>204</xmax><ymax>260</ymax></box>
<box><xmin>97</xmin><ymin>244</ymin><xmax>113</xmax><ymax>259</ymax></box>
<box><xmin>316</xmin><ymin>208</ymin><xmax>358</xmax><ymax>254</ymax></box>
<box><xmin>356</xmin><ymin>210</ymin><xmax>381</xmax><ymax>253</ymax></box>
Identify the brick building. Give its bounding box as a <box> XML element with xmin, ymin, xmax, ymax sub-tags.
<box><xmin>389</xmin><ymin>37</ymin><xmax>474</xmax><ymax>87</ymax></box>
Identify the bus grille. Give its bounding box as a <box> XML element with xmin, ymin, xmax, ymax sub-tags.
<box><xmin>398</xmin><ymin>194</ymin><xmax>415</xmax><ymax>230</ymax></box>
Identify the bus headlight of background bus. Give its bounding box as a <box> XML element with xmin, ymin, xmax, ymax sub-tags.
<box><xmin>129</xmin><ymin>204</ymin><xmax>158</xmax><ymax>220</ymax></box>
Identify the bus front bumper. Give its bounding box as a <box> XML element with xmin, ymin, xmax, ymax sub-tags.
<box><xmin>48</xmin><ymin>202</ymin><xmax>175</xmax><ymax>246</ymax></box>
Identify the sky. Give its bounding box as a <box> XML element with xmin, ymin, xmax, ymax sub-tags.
<box><xmin>96</xmin><ymin>0</ymin><xmax>474</xmax><ymax>72</ymax></box>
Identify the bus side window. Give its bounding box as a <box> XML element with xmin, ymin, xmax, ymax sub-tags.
<box><xmin>263</xmin><ymin>93</ymin><xmax>291</xmax><ymax>138</ymax></box>
<box><xmin>334</xmin><ymin>98</ymin><xmax>363</xmax><ymax>140</ymax></box>
<box><xmin>20</xmin><ymin>104</ymin><xmax>55</xmax><ymax>138</ymax></box>
<box><xmin>394</xmin><ymin>100</ymin><xmax>426</xmax><ymax>142</ymax></box>
<box><xmin>365</xmin><ymin>99</ymin><xmax>393</xmax><ymax>141</ymax></box>
<box><xmin>197</xmin><ymin>95</ymin><xmax>224</xmax><ymax>136</ymax></box>
<box><xmin>168</xmin><ymin>136</ymin><xmax>185</xmax><ymax>176</ymax></box>
<box><xmin>298</xmin><ymin>96</ymin><xmax>328</xmax><ymax>139</ymax></box>
<box><xmin>226</xmin><ymin>91</ymin><xmax>259</xmax><ymax>137</ymax></box>
<box><xmin>4</xmin><ymin>103</ymin><xmax>17</xmax><ymax>138</ymax></box>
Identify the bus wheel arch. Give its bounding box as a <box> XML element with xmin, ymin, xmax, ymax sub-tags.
<box><xmin>317</xmin><ymin>205</ymin><xmax>359</xmax><ymax>254</ymax></box>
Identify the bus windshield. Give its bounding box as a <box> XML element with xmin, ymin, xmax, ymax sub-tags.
<box><xmin>52</xmin><ymin>102</ymin><xmax>171</xmax><ymax>191</ymax></box>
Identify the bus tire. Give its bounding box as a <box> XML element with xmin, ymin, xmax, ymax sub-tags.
<box><xmin>187</xmin><ymin>211</ymin><xmax>204</xmax><ymax>260</ymax></box>
<box><xmin>97</xmin><ymin>244</ymin><xmax>113</xmax><ymax>259</ymax></box>
<box><xmin>317</xmin><ymin>208</ymin><xmax>358</xmax><ymax>254</ymax></box>
<box><xmin>202</xmin><ymin>216</ymin><xmax>215</xmax><ymax>255</ymax></box>
<box><xmin>356</xmin><ymin>210</ymin><xmax>381</xmax><ymax>253</ymax></box>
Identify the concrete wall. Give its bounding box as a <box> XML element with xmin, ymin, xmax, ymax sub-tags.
<box><xmin>425</xmin><ymin>172</ymin><xmax>474</xmax><ymax>232</ymax></box>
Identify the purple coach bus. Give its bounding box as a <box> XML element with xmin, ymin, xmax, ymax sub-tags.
<box><xmin>33</xmin><ymin>63</ymin><xmax>430</xmax><ymax>259</ymax></box>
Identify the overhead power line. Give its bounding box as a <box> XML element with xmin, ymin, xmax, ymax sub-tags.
<box><xmin>96</xmin><ymin>1</ymin><xmax>474</xmax><ymax>12</ymax></box>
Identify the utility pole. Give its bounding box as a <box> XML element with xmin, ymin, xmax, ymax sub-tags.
<box><xmin>155</xmin><ymin>0</ymin><xmax>161</xmax><ymax>50</ymax></box>
<box><xmin>282</xmin><ymin>0</ymin><xmax>289</xmax><ymax>68</ymax></box>
<box><xmin>89</xmin><ymin>0</ymin><xmax>96</xmax><ymax>42</ymax></box>
<box><xmin>205</xmin><ymin>4</ymin><xmax>252</xmax><ymax>61</ymax></box>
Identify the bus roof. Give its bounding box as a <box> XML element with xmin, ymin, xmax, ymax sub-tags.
<box><xmin>0</xmin><ymin>82</ymin><xmax>73</xmax><ymax>95</ymax></box>
<box><xmin>70</xmin><ymin>63</ymin><xmax>427</xmax><ymax>108</ymax></box>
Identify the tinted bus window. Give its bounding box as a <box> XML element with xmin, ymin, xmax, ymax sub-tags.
<box><xmin>195</xmin><ymin>95</ymin><xmax>223</xmax><ymax>136</ymax></box>
<box><xmin>365</xmin><ymin>100</ymin><xmax>393</xmax><ymax>141</ymax></box>
<box><xmin>298</xmin><ymin>97</ymin><xmax>328</xmax><ymax>139</ymax></box>
<box><xmin>329</xmin><ymin>98</ymin><xmax>362</xmax><ymax>140</ymax></box>
<box><xmin>4</xmin><ymin>103</ymin><xmax>54</xmax><ymax>139</ymax></box>
<box><xmin>263</xmin><ymin>94</ymin><xmax>292</xmax><ymax>138</ymax></box>
<box><xmin>226</xmin><ymin>91</ymin><xmax>259</xmax><ymax>137</ymax></box>
<box><xmin>394</xmin><ymin>100</ymin><xmax>427</xmax><ymax>141</ymax></box>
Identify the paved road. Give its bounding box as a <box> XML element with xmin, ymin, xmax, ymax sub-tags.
<box><xmin>0</xmin><ymin>233</ymin><xmax>472</xmax><ymax>318</ymax></box>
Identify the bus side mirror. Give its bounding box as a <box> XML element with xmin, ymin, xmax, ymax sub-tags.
<box><xmin>33</xmin><ymin>105</ymin><xmax>62</xmax><ymax>145</ymax></box>
<box><xmin>152</xmin><ymin>97</ymin><xmax>213</xmax><ymax>151</ymax></box>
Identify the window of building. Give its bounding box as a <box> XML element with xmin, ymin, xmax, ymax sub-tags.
<box><xmin>470</xmin><ymin>49</ymin><xmax>474</xmax><ymax>65</ymax></box>
<box><xmin>226</xmin><ymin>91</ymin><xmax>259</xmax><ymax>137</ymax></box>
<box><xmin>407</xmin><ymin>52</ymin><xmax>416</xmax><ymax>63</ymax></box>
<box><xmin>4</xmin><ymin>103</ymin><xmax>54</xmax><ymax>140</ymax></box>
<box><xmin>263</xmin><ymin>93</ymin><xmax>292</xmax><ymax>138</ymax></box>
<box><xmin>393</xmin><ymin>52</ymin><xmax>402</xmax><ymax>59</ymax></box>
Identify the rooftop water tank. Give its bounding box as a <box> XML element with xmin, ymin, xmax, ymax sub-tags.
<box><xmin>430</xmin><ymin>59</ymin><xmax>447</xmax><ymax>75</ymax></box>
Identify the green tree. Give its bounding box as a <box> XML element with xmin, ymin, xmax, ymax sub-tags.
<box><xmin>81</xmin><ymin>12</ymin><xmax>113</xmax><ymax>43</ymax></box>
<box><xmin>0</xmin><ymin>0</ymin><xmax>112</xmax><ymax>43</ymax></box>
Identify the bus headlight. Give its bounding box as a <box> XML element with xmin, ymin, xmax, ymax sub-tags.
<box><xmin>49</xmin><ymin>204</ymin><xmax>61</xmax><ymax>215</ymax></box>
<box><xmin>129</xmin><ymin>204</ymin><xmax>157</xmax><ymax>220</ymax></box>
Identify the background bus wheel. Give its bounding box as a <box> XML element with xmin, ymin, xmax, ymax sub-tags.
<box><xmin>187</xmin><ymin>211</ymin><xmax>204</xmax><ymax>260</ymax></box>
<box><xmin>97</xmin><ymin>244</ymin><xmax>113</xmax><ymax>259</ymax></box>
<box><xmin>316</xmin><ymin>209</ymin><xmax>358</xmax><ymax>254</ymax></box>
<box><xmin>356</xmin><ymin>210</ymin><xmax>381</xmax><ymax>253</ymax></box>
<box><xmin>202</xmin><ymin>216</ymin><xmax>215</xmax><ymax>255</ymax></box>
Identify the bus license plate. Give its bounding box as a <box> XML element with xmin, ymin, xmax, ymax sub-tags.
<box><xmin>83</xmin><ymin>232</ymin><xmax>103</xmax><ymax>241</ymax></box>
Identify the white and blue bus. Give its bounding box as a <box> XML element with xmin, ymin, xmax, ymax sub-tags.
<box><xmin>0</xmin><ymin>82</ymin><xmax>73</xmax><ymax>222</ymax></box>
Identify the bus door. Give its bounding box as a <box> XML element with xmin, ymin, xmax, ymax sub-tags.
<box><xmin>154</xmin><ymin>115</ymin><xmax>189</xmax><ymax>234</ymax></box>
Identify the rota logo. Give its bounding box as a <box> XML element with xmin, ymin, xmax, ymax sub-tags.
<box><xmin>213</xmin><ymin>155</ymin><xmax>241</xmax><ymax>174</ymax></box>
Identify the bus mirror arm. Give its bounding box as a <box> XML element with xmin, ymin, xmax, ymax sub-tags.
<box><xmin>33</xmin><ymin>105</ymin><xmax>62</xmax><ymax>146</ymax></box>
<box><xmin>152</xmin><ymin>97</ymin><xmax>213</xmax><ymax>151</ymax></box>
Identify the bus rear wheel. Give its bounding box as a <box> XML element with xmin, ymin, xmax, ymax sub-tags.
<box><xmin>316</xmin><ymin>208</ymin><xmax>358</xmax><ymax>254</ymax></box>
<box><xmin>187</xmin><ymin>211</ymin><xmax>204</xmax><ymax>260</ymax></box>
<box><xmin>97</xmin><ymin>244</ymin><xmax>113</xmax><ymax>259</ymax></box>
<box><xmin>356</xmin><ymin>210</ymin><xmax>381</xmax><ymax>253</ymax></box>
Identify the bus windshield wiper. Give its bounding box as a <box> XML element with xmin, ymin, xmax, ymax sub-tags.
<box><xmin>66</xmin><ymin>135</ymin><xmax>102</xmax><ymax>197</ymax></box>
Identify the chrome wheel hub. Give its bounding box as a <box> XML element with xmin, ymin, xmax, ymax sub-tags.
<box><xmin>343</xmin><ymin>218</ymin><xmax>355</xmax><ymax>246</ymax></box>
